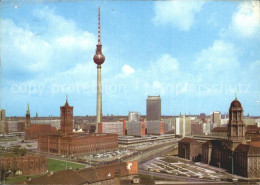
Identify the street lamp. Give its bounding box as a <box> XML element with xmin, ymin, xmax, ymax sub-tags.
<box><xmin>228</xmin><ymin>152</ymin><xmax>234</xmax><ymax>175</ymax></box>
<box><xmin>4</xmin><ymin>170</ymin><xmax>11</xmax><ymax>185</ymax></box>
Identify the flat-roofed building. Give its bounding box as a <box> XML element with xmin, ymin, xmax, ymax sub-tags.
<box><xmin>146</xmin><ymin>96</ymin><xmax>161</xmax><ymax>121</ymax></box>
<box><xmin>146</xmin><ymin>120</ymin><xmax>164</xmax><ymax>135</ymax></box>
<box><xmin>126</xmin><ymin>121</ymin><xmax>146</xmax><ymax>137</ymax></box>
<box><xmin>210</xmin><ymin>111</ymin><xmax>221</xmax><ymax>126</ymax></box>
<box><xmin>128</xmin><ymin>112</ymin><xmax>140</xmax><ymax>122</ymax></box>
<box><xmin>97</xmin><ymin>121</ymin><xmax>126</xmax><ymax>135</ymax></box>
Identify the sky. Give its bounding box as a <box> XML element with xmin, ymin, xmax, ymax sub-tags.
<box><xmin>1</xmin><ymin>0</ymin><xmax>260</xmax><ymax>117</ymax></box>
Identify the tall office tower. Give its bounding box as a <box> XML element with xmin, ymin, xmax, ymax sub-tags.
<box><xmin>60</xmin><ymin>97</ymin><xmax>73</xmax><ymax>136</ymax></box>
<box><xmin>146</xmin><ymin>96</ymin><xmax>161</xmax><ymax>121</ymax></box>
<box><xmin>210</xmin><ymin>111</ymin><xmax>221</xmax><ymax>126</ymax></box>
<box><xmin>128</xmin><ymin>111</ymin><xmax>141</xmax><ymax>122</ymax></box>
<box><xmin>0</xmin><ymin>109</ymin><xmax>5</xmax><ymax>133</ymax></box>
<box><xmin>25</xmin><ymin>104</ymin><xmax>31</xmax><ymax>128</ymax></box>
<box><xmin>93</xmin><ymin>6</ymin><xmax>105</xmax><ymax>132</ymax></box>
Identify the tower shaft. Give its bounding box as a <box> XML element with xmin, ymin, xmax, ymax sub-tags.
<box><xmin>96</xmin><ymin>65</ymin><xmax>102</xmax><ymax>127</ymax></box>
<box><xmin>93</xmin><ymin>6</ymin><xmax>105</xmax><ymax>133</ymax></box>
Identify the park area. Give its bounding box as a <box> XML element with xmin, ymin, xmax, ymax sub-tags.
<box><xmin>5</xmin><ymin>158</ymin><xmax>85</xmax><ymax>184</ymax></box>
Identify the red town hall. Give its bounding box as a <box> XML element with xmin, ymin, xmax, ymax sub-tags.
<box><xmin>38</xmin><ymin>99</ymin><xmax>118</xmax><ymax>156</ymax></box>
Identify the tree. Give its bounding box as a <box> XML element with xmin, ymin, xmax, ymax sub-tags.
<box><xmin>20</xmin><ymin>148</ymin><xmax>27</xmax><ymax>156</ymax></box>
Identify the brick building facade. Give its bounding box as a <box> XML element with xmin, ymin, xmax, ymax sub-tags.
<box><xmin>38</xmin><ymin>133</ymin><xmax>118</xmax><ymax>155</ymax></box>
<box><xmin>25</xmin><ymin>124</ymin><xmax>58</xmax><ymax>140</ymax></box>
<box><xmin>0</xmin><ymin>155</ymin><xmax>46</xmax><ymax>176</ymax></box>
<box><xmin>38</xmin><ymin>99</ymin><xmax>118</xmax><ymax>156</ymax></box>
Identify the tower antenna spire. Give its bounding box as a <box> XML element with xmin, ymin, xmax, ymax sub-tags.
<box><xmin>98</xmin><ymin>6</ymin><xmax>101</xmax><ymax>45</ymax></box>
<box><xmin>235</xmin><ymin>89</ymin><xmax>237</xmax><ymax>100</ymax></box>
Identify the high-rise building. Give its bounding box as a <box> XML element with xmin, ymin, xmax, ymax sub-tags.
<box><xmin>146</xmin><ymin>120</ymin><xmax>164</xmax><ymax>135</ymax></box>
<box><xmin>175</xmin><ymin>115</ymin><xmax>192</xmax><ymax>137</ymax></box>
<box><xmin>146</xmin><ymin>96</ymin><xmax>161</xmax><ymax>121</ymax></box>
<box><xmin>0</xmin><ymin>109</ymin><xmax>6</xmax><ymax>133</ymax></box>
<box><xmin>93</xmin><ymin>6</ymin><xmax>105</xmax><ymax>132</ymax></box>
<box><xmin>25</xmin><ymin>104</ymin><xmax>31</xmax><ymax>128</ymax></box>
<box><xmin>210</xmin><ymin>111</ymin><xmax>221</xmax><ymax>126</ymax></box>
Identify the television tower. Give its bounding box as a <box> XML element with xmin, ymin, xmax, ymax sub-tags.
<box><xmin>93</xmin><ymin>6</ymin><xmax>105</xmax><ymax>132</ymax></box>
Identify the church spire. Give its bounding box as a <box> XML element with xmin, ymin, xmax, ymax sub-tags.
<box><xmin>65</xmin><ymin>94</ymin><xmax>69</xmax><ymax>106</ymax></box>
<box><xmin>26</xmin><ymin>104</ymin><xmax>30</xmax><ymax>115</ymax></box>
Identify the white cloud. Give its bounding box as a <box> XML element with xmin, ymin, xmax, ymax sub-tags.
<box><xmin>153</xmin><ymin>1</ymin><xmax>205</xmax><ymax>31</ymax></box>
<box><xmin>152</xmin><ymin>54</ymin><xmax>179</xmax><ymax>73</ymax></box>
<box><xmin>194</xmin><ymin>40</ymin><xmax>239</xmax><ymax>71</ymax></box>
<box><xmin>2</xmin><ymin>7</ymin><xmax>96</xmax><ymax>82</ymax></box>
<box><xmin>229</xmin><ymin>1</ymin><xmax>260</xmax><ymax>38</ymax></box>
<box><xmin>122</xmin><ymin>64</ymin><xmax>135</xmax><ymax>77</ymax></box>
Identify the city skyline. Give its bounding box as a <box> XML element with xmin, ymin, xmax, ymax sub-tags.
<box><xmin>1</xmin><ymin>0</ymin><xmax>260</xmax><ymax>116</ymax></box>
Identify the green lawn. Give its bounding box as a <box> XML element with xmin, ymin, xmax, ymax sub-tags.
<box><xmin>0</xmin><ymin>152</ymin><xmax>16</xmax><ymax>157</ymax></box>
<box><xmin>47</xmin><ymin>158</ymin><xmax>85</xmax><ymax>172</ymax></box>
<box><xmin>5</xmin><ymin>174</ymin><xmax>42</xmax><ymax>185</ymax></box>
<box><xmin>5</xmin><ymin>158</ymin><xmax>85</xmax><ymax>184</ymax></box>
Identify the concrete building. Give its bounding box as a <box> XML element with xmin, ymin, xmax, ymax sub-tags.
<box><xmin>126</xmin><ymin>121</ymin><xmax>146</xmax><ymax>137</ymax></box>
<box><xmin>128</xmin><ymin>111</ymin><xmax>140</xmax><ymax>122</ymax></box>
<box><xmin>5</xmin><ymin>121</ymin><xmax>19</xmax><ymax>133</ymax></box>
<box><xmin>0</xmin><ymin>109</ymin><xmax>6</xmax><ymax>133</ymax></box>
<box><xmin>210</xmin><ymin>111</ymin><xmax>221</xmax><ymax>126</ymax></box>
<box><xmin>93</xmin><ymin>7</ymin><xmax>106</xmax><ymax>132</ymax></box>
<box><xmin>243</xmin><ymin>117</ymin><xmax>256</xmax><ymax>125</ymax></box>
<box><xmin>191</xmin><ymin>122</ymin><xmax>203</xmax><ymax>135</ymax></box>
<box><xmin>202</xmin><ymin>122</ymin><xmax>211</xmax><ymax>135</ymax></box>
<box><xmin>31</xmin><ymin>119</ymin><xmax>61</xmax><ymax>130</ymax></box>
<box><xmin>146</xmin><ymin>120</ymin><xmax>164</xmax><ymax>135</ymax></box>
<box><xmin>175</xmin><ymin>115</ymin><xmax>192</xmax><ymax>137</ymax></box>
<box><xmin>146</xmin><ymin>96</ymin><xmax>161</xmax><ymax>121</ymax></box>
<box><xmin>163</xmin><ymin>117</ymin><xmax>175</xmax><ymax>133</ymax></box>
<box><xmin>98</xmin><ymin>121</ymin><xmax>126</xmax><ymax>135</ymax></box>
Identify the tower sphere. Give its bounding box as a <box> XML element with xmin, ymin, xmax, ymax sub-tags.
<box><xmin>93</xmin><ymin>51</ymin><xmax>105</xmax><ymax>65</ymax></box>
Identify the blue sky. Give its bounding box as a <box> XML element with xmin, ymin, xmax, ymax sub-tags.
<box><xmin>1</xmin><ymin>0</ymin><xmax>260</xmax><ymax>117</ymax></box>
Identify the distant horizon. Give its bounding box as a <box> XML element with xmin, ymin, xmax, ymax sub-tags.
<box><xmin>1</xmin><ymin>1</ymin><xmax>260</xmax><ymax>117</ymax></box>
